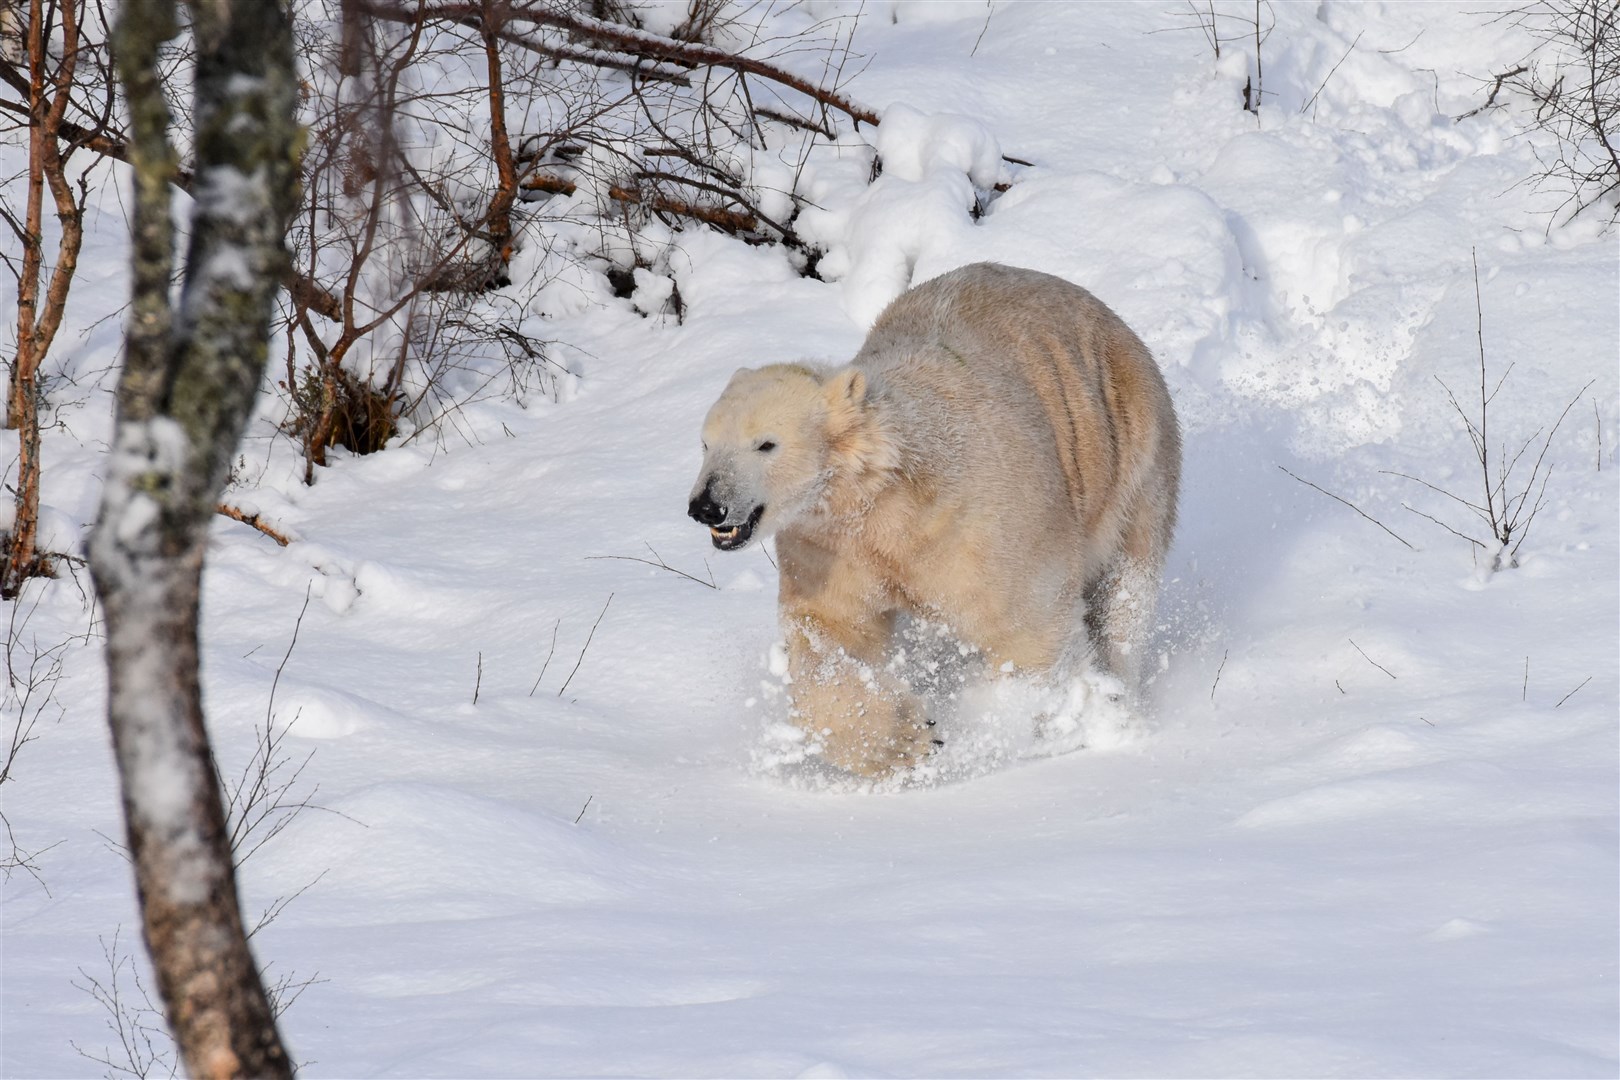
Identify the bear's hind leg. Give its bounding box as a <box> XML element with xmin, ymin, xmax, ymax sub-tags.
<box><xmin>1084</xmin><ymin>558</ymin><xmax>1159</xmax><ymax>691</ymax></box>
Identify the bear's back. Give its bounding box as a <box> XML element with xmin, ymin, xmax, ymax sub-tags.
<box><xmin>851</xmin><ymin>262</ymin><xmax>1177</xmax><ymax>541</ymax></box>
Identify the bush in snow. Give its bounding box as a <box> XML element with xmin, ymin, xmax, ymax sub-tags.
<box><xmin>279</xmin><ymin>0</ymin><xmax>905</xmax><ymax>481</ymax></box>
<box><xmin>1461</xmin><ymin>0</ymin><xmax>1620</xmax><ymax>227</ymax></box>
<box><xmin>1</xmin><ymin>0</ymin><xmax>1013</xmax><ymax>489</ymax></box>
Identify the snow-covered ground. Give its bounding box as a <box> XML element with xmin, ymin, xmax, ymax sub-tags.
<box><xmin>4</xmin><ymin>2</ymin><xmax>1617</xmax><ymax>1076</ymax></box>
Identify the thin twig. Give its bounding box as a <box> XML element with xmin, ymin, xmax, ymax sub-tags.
<box><xmin>1210</xmin><ymin>648</ymin><xmax>1227</xmax><ymax>702</ymax></box>
<box><xmin>1596</xmin><ymin>400</ymin><xmax>1602</xmax><ymax>472</ymax></box>
<box><xmin>1400</xmin><ymin>502</ymin><xmax>1486</xmax><ymax>550</ymax></box>
<box><xmin>249</xmin><ymin>870</ymin><xmax>327</xmax><ymax>940</ymax></box>
<box><xmin>1349</xmin><ymin>638</ymin><xmax>1396</xmax><ymax>679</ymax></box>
<box><xmin>1507</xmin><ymin>379</ymin><xmax>1595</xmax><ymax>562</ymax></box>
<box><xmin>1384</xmin><ymin>468</ymin><xmax>1490</xmax><ymax>523</ymax></box>
<box><xmin>585</xmin><ymin>543</ymin><xmax>716</xmax><ymax>588</ymax></box>
<box><xmin>573</xmin><ymin>795</ymin><xmax>593</xmax><ymax>824</ymax></box>
<box><xmin>558</xmin><ymin>593</ymin><xmax>613</xmax><ymax>698</ymax></box>
<box><xmin>529</xmin><ymin>618</ymin><xmax>560</xmax><ymax>697</ymax></box>
<box><xmin>969</xmin><ymin>0</ymin><xmax>993</xmax><ymax>58</ymax></box>
<box><xmin>473</xmin><ymin>652</ymin><xmax>482</xmax><ymax>705</ymax></box>
<box><xmin>1454</xmin><ymin>64</ymin><xmax>1528</xmax><ymax>122</ymax></box>
<box><xmin>1278</xmin><ymin>465</ymin><xmax>1416</xmax><ymax>549</ymax></box>
<box><xmin>1554</xmin><ymin>675</ymin><xmax>1591</xmax><ymax>708</ymax></box>
<box><xmin>1522</xmin><ymin>656</ymin><xmax>1529</xmax><ymax>701</ymax></box>
<box><xmin>1472</xmin><ymin>249</ymin><xmax>1497</xmax><ymax>541</ymax></box>
<box><xmin>1301</xmin><ymin>30</ymin><xmax>1363</xmax><ymax>116</ymax></box>
<box><xmin>267</xmin><ymin>585</ymin><xmax>312</xmax><ymax>728</ymax></box>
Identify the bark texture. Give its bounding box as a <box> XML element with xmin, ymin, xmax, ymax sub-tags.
<box><xmin>90</xmin><ymin>0</ymin><xmax>302</xmax><ymax>1075</ymax></box>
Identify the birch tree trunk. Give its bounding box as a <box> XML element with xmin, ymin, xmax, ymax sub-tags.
<box><xmin>89</xmin><ymin>0</ymin><xmax>301</xmax><ymax>1075</ymax></box>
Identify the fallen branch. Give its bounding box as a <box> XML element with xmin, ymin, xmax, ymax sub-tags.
<box><xmin>357</xmin><ymin>0</ymin><xmax>882</xmax><ymax>126</ymax></box>
<box><xmin>217</xmin><ymin>503</ymin><xmax>294</xmax><ymax>547</ymax></box>
<box><xmin>523</xmin><ymin>170</ymin><xmax>763</xmax><ymax>235</ymax></box>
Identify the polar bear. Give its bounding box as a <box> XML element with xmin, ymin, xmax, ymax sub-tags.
<box><xmin>688</xmin><ymin>263</ymin><xmax>1180</xmax><ymax>777</ymax></box>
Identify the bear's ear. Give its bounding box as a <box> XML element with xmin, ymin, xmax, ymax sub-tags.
<box><xmin>824</xmin><ymin>367</ymin><xmax>867</xmax><ymax>409</ymax></box>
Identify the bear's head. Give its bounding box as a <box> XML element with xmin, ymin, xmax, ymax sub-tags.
<box><xmin>688</xmin><ymin>363</ymin><xmax>894</xmax><ymax>550</ymax></box>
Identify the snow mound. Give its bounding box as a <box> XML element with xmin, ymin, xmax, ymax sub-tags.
<box><xmin>798</xmin><ymin>104</ymin><xmax>1002</xmax><ymax>326</ymax></box>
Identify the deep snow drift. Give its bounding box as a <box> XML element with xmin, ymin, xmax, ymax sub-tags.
<box><xmin>2</xmin><ymin>2</ymin><xmax>1617</xmax><ymax>1077</ymax></box>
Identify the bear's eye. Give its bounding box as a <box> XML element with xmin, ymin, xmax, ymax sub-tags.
<box><xmin>756</xmin><ymin>440</ymin><xmax>777</xmax><ymax>453</ymax></box>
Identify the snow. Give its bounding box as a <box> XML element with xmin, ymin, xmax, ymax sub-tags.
<box><xmin>2</xmin><ymin>2</ymin><xmax>1617</xmax><ymax>1077</ymax></box>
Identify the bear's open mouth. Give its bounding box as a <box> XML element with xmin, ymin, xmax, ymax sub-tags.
<box><xmin>710</xmin><ymin>505</ymin><xmax>764</xmax><ymax>551</ymax></box>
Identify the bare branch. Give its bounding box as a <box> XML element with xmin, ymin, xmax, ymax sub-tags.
<box><xmin>1278</xmin><ymin>465</ymin><xmax>1417</xmax><ymax>549</ymax></box>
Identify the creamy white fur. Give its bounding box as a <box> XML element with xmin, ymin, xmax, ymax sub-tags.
<box><xmin>693</xmin><ymin>263</ymin><xmax>1181</xmax><ymax>776</ymax></box>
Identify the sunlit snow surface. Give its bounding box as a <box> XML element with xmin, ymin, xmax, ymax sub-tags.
<box><xmin>2</xmin><ymin>2</ymin><xmax>1616</xmax><ymax>1076</ymax></box>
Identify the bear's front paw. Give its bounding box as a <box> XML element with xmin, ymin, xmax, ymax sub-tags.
<box><xmin>818</xmin><ymin>703</ymin><xmax>936</xmax><ymax>779</ymax></box>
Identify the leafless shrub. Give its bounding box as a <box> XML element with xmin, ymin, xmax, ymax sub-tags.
<box><xmin>71</xmin><ymin>926</ymin><xmax>319</xmax><ymax>1078</ymax></box>
<box><xmin>220</xmin><ymin>712</ymin><xmax>325</xmax><ymax>867</ymax></box>
<box><xmin>279</xmin><ymin>0</ymin><xmax>891</xmax><ymax>480</ymax></box>
<box><xmin>211</xmin><ymin>592</ymin><xmax>338</xmax><ymax>1036</ymax></box>
<box><xmin>1158</xmin><ymin>0</ymin><xmax>1275</xmax><ymax>112</ymax></box>
<box><xmin>1387</xmin><ymin>250</ymin><xmax>1594</xmax><ymax>571</ymax></box>
<box><xmin>70</xmin><ymin>930</ymin><xmax>178</xmax><ymax>1080</ymax></box>
<box><xmin>263</xmin><ymin>964</ymin><xmax>328</xmax><ymax>1023</ymax></box>
<box><xmin>72</xmin><ymin>593</ymin><xmax>332</xmax><ymax>1071</ymax></box>
<box><xmin>0</xmin><ymin>618</ymin><xmax>68</xmax><ymax>889</ymax></box>
<box><xmin>1460</xmin><ymin>0</ymin><xmax>1620</xmax><ymax>227</ymax></box>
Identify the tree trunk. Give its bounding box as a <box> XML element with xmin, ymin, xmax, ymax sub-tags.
<box><xmin>480</xmin><ymin>0</ymin><xmax>517</xmax><ymax>277</ymax></box>
<box><xmin>4</xmin><ymin>0</ymin><xmax>87</xmax><ymax>597</ymax></box>
<box><xmin>3</xmin><ymin>0</ymin><xmax>47</xmax><ymax>596</ymax></box>
<box><xmin>91</xmin><ymin>0</ymin><xmax>302</xmax><ymax>1075</ymax></box>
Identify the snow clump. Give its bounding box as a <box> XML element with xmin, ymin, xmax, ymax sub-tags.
<box><xmin>798</xmin><ymin>103</ymin><xmax>1004</xmax><ymax>327</ymax></box>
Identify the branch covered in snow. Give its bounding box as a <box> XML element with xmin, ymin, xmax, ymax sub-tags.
<box><xmin>354</xmin><ymin>0</ymin><xmax>882</xmax><ymax>127</ymax></box>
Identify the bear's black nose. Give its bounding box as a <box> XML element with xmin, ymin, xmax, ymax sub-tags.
<box><xmin>688</xmin><ymin>488</ymin><xmax>728</xmax><ymax>526</ymax></box>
